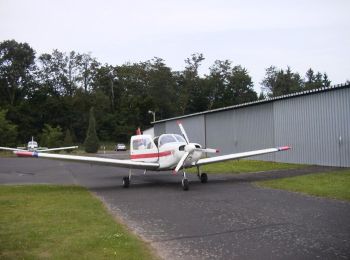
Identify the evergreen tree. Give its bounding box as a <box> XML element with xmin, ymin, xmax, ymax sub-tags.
<box><xmin>84</xmin><ymin>107</ymin><xmax>99</xmax><ymax>153</ymax></box>
<box><xmin>258</xmin><ymin>91</ymin><xmax>265</xmax><ymax>100</ymax></box>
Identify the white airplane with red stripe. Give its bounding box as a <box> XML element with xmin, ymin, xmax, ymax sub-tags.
<box><xmin>0</xmin><ymin>136</ymin><xmax>78</xmax><ymax>152</ymax></box>
<box><xmin>14</xmin><ymin>122</ymin><xmax>290</xmax><ymax>191</ymax></box>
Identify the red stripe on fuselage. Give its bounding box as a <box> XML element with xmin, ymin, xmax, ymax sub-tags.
<box><xmin>130</xmin><ymin>150</ymin><xmax>172</xmax><ymax>159</ymax></box>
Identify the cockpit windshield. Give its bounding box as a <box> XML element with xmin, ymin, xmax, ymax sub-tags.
<box><xmin>28</xmin><ymin>141</ymin><xmax>38</xmax><ymax>147</ymax></box>
<box><xmin>159</xmin><ymin>134</ymin><xmax>186</xmax><ymax>147</ymax></box>
<box><xmin>174</xmin><ymin>134</ymin><xmax>186</xmax><ymax>143</ymax></box>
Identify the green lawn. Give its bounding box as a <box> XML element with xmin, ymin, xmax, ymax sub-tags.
<box><xmin>188</xmin><ymin>159</ymin><xmax>306</xmax><ymax>174</ymax></box>
<box><xmin>0</xmin><ymin>185</ymin><xmax>157</xmax><ymax>259</ymax></box>
<box><xmin>257</xmin><ymin>169</ymin><xmax>350</xmax><ymax>201</ymax></box>
<box><xmin>0</xmin><ymin>151</ymin><xmax>16</xmax><ymax>157</ymax></box>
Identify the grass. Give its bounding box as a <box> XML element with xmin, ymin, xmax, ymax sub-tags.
<box><xmin>0</xmin><ymin>151</ymin><xmax>16</xmax><ymax>157</ymax></box>
<box><xmin>257</xmin><ymin>169</ymin><xmax>350</xmax><ymax>201</ymax></box>
<box><xmin>0</xmin><ymin>185</ymin><xmax>157</xmax><ymax>259</ymax></box>
<box><xmin>188</xmin><ymin>159</ymin><xmax>306</xmax><ymax>174</ymax></box>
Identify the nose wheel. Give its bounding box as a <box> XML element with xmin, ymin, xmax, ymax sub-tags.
<box><xmin>182</xmin><ymin>178</ymin><xmax>189</xmax><ymax>190</ymax></box>
<box><xmin>181</xmin><ymin>171</ymin><xmax>189</xmax><ymax>191</ymax></box>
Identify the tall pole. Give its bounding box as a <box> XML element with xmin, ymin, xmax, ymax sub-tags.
<box><xmin>148</xmin><ymin>110</ymin><xmax>155</xmax><ymax>122</ymax></box>
<box><xmin>110</xmin><ymin>77</ymin><xmax>115</xmax><ymax>111</ymax></box>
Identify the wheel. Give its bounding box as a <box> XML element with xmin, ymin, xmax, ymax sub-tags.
<box><xmin>182</xmin><ymin>178</ymin><xmax>189</xmax><ymax>191</ymax></box>
<box><xmin>200</xmin><ymin>173</ymin><xmax>208</xmax><ymax>183</ymax></box>
<box><xmin>122</xmin><ymin>176</ymin><xmax>130</xmax><ymax>188</ymax></box>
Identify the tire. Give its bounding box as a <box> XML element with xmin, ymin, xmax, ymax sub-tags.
<box><xmin>182</xmin><ymin>178</ymin><xmax>189</xmax><ymax>191</ymax></box>
<box><xmin>200</xmin><ymin>173</ymin><xmax>208</xmax><ymax>183</ymax></box>
<box><xmin>122</xmin><ymin>176</ymin><xmax>130</xmax><ymax>188</ymax></box>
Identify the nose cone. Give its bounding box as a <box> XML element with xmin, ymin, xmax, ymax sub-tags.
<box><xmin>184</xmin><ymin>143</ymin><xmax>196</xmax><ymax>153</ymax></box>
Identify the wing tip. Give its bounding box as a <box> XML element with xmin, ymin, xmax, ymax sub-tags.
<box><xmin>278</xmin><ymin>146</ymin><xmax>291</xmax><ymax>151</ymax></box>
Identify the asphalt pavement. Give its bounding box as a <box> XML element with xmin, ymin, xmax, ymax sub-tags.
<box><xmin>0</xmin><ymin>156</ymin><xmax>349</xmax><ymax>260</ymax></box>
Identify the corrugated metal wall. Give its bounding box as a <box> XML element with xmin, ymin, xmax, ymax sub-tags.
<box><xmin>164</xmin><ymin>115</ymin><xmax>206</xmax><ymax>145</ymax></box>
<box><xmin>274</xmin><ymin>88</ymin><xmax>350</xmax><ymax>166</ymax></box>
<box><xmin>154</xmin><ymin>122</ymin><xmax>166</xmax><ymax>137</ymax></box>
<box><xmin>154</xmin><ymin>87</ymin><xmax>350</xmax><ymax>167</ymax></box>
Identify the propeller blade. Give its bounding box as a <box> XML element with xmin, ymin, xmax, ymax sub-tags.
<box><xmin>177</xmin><ymin>121</ymin><xmax>189</xmax><ymax>144</ymax></box>
<box><xmin>173</xmin><ymin>151</ymin><xmax>190</xmax><ymax>174</ymax></box>
<box><xmin>195</xmin><ymin>148</ymin><xmax>219</xmax><ymax>153</ymax></box>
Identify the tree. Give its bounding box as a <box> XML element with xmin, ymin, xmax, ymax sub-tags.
<box><xmin>258</xmin><ymin>91</ymin><xmax>265</xmax><ymax>100</ymax></box>
<box><xmin>178</xmin><ymin>53</ymin><xmax>205</xmax><ymax>114</ymax></box>
<box><xmin>40</xmin><ymin>124</ymin><xmax>63</xmax><ymax>148</ymax></box>
<box><xmin>261</xmin><ymin>66</ymin><xmax>303</xmax><ymax>97</ymax></box>
<box><xmin>227</xmin><ymin>65</ymin><xmax>257</xmax><ymax>105</ymax></box>
<box><xmin>63</xmin><ymin>129</ymin><xmax>73</xmax><ymax>146</ymax></box>
<box><xmin>0</xmin><ymin>40</ymin><xmax>36</xmax><ymax>106</ymax></box>
<box><xmin>304</xmin><ymin>68</ymin><xmax>331</xmax><ymax>90</ymax></box>
<box><xmin>207</xmin><ymin>61</ymin><xmax>257</xmax><ymax>108</ymax></box>
<box><xmin>84</xmin><ymin>107</ymin><xmax>99</xmax><ymax>153</ymax></box>
<box><xmin>0</xmin><ymin>109</ymin><xmax>18</xmax><ymax>147</ymax></box>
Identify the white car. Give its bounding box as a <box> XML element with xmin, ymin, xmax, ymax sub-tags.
<box><xmin>115</xmin><ymin>143</ymin><xmax>127</xmax><ymax>151</ymax></box>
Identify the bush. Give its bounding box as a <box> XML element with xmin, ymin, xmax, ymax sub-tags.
<box><xmin>40</xmin><ymin>124</ymin><xmax>63</xmax><ymax>147</ymax></box>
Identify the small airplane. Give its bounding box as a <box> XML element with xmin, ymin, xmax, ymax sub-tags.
<box><xmin>14</xmin><ymin>122</ymin><xmax>290</xmax><ymax>190</ymax></box>
<box><xmin>0</xmin><ymin>136</ymin><xmax>78</xmax><ymax>152</ymax></box>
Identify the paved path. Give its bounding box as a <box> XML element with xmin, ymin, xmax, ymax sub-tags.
<box><xmin>0</xmin><ymin>157</ymin><xmax>349</xmax><ymax>259</ymax></box>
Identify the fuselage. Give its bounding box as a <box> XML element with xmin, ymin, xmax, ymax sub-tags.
<box><xmin>130</xmin><ymin>134</ymin><xmax>203</xmax><ymax>170</ymax></box>
<box><xmin>27</xmin><ymin>141</ymin><xmax>38</xmax><ymax>151</ymax></box>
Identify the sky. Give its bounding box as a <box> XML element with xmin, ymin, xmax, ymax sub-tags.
<box><xmin>0</xmin><ymin>0</ymin><xmax>349</xmax><ymax>92</ymax></box>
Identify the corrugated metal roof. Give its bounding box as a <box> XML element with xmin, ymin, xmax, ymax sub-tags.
<box><xmin>153</xmin><ymin>83</ymin><xmax>350</xmax><ymax>124</ymax></box>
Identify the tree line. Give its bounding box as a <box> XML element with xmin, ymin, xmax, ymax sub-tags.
<box><xmin>0</xmin><ymin>39</ymin><xmax>331</xmax><ymax>147</ymax></box>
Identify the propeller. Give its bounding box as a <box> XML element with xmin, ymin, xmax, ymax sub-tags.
<box><xmin>177</xmin><ymin>121</ymin><xmax>189</xmax><ymax>144</ymax></box>
<box><xmin>173</xmin><ymin>122</ymin><xmax>219</xmax><ymax>174</ymax></box>
<box><xmin>174</xmin><ymin>152</ymin><xmax>190</xmax><ymax>173</ymax></box>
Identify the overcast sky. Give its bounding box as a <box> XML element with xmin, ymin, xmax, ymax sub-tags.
<box><xmin>0</xmin><ymin>0</ymin><xmax>349</xmax><ymax>92</ymax></box>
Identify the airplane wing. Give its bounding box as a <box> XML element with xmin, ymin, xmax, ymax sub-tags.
<box><xmin>0</xmin><ymin>146</ymin><xmax>27</xmax><ymax>152</ymax></box>
<box><xmin>14</xmin><ymin>151</ymin><xmax>160</xmax><ymax>170</ymax></box>
<box><xmin>194</xmin><ymin>146</ymin><xmax>291</xmax><ymax>166</ymax></box>
<box><xmin>37</xmin><ymin>146</ymin><xmax>79</xmax><ymax>152</ymax></box>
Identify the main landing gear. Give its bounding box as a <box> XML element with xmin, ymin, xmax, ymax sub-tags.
<box><xmin>197</xmin><ymin>166</ymin><xmax>208</xmax><ymax>183</ymax></box>
<box><xmin>181</xmin><ymin>167</ymin><xmax>208</xmax><ymax>191</ymax></box>
<box><xmin>122</xmin><ymin>169</ymin><xmax>132</xmax><ymax>188</ymax></box>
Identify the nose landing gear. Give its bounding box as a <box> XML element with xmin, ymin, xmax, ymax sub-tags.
<box><xmin>182</xmin><ymin>171</ymin><xmax>189</xmax><ymax>191</ymax></box>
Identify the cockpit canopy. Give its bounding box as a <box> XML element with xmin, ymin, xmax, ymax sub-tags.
<box><xmin>157</xmin><ymin>134</ymin><xmax>186</xmax><ymax>148</ymax></box>
<box><xmin>27</xmin><ymin>141</ymin><xmax>38</xmax><ymax>148</ymax></box>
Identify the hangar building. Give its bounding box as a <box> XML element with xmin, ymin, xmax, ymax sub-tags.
<box><xmin>153</xmin><ymin>83</ymin><xmax>350</xmax><ymax>167</ymax></box>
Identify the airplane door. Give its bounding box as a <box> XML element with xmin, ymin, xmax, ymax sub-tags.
<box><xmin>130</xmin><ymin>135</ymin><xmax>159</xmax><ymax>163</ymax></box>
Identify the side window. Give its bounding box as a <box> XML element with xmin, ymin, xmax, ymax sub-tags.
<box><xmin>132</xmin><ymin>140</ymin><xmax>140</xmax><ymax>150</ymax></box>
<box><xmin>132</xmin><ymin>138</ymin><xmax>153</xmax><ymax>150</ymax></box>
